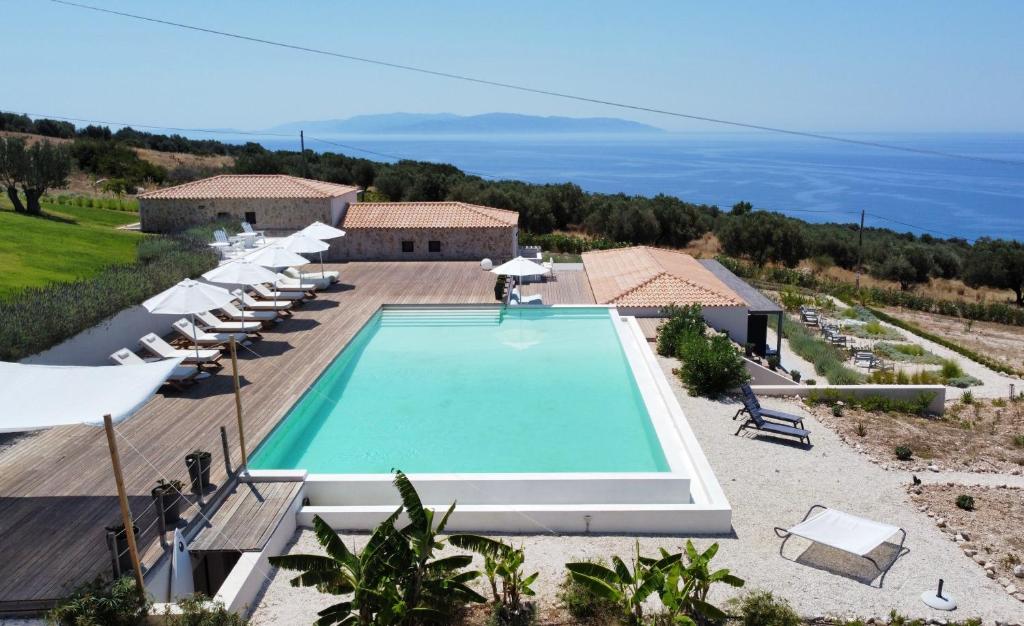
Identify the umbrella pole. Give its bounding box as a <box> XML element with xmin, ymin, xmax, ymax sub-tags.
<box><xmin>229</xmin><ymin>337</ymin><xmax>247</xmax><ymax>466</ymax></box>
<box><xmin>103</xmin><ymin>414</ymin><xmax>146</xmax><ymax>597</ymax></box>
<box><xmin>319</xmin><ymin>251</ymin><xmax>326</xmax><ymax>279</ymax></box>
<box><xmin>191</xmin><ymin>313</ymin><xmax>201</xmax><ymax>362</ymax></box>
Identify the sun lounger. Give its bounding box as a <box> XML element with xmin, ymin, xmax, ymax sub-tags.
<box><xmin>272</xmin><ymin>273</ymin><xmax>318</xmax><ymax>295</ymax></box>
<box><xmin>250</xmin><ymin>283</ymin><xmax>306</xmax><ymax>302</ymax></box>
<box><xmin>283</xmin><ymin>266</ymin><xmax>337</xmax><ymax>285</ymax></box>
<box><xmin>139</xmin><ymin>333</ymin><xmax>223</xmax><ymax>368</ymax></box>
<box><xmin>774</xmin><ymin>505</ymin><xmax>907</xmax><ymax>586</ymax></box>
<box><xmin>195</xmin><ymin>311</ymin><xmax>262</xmax><ymax>335</ymax></box>
<box><xmin>217</xmin><ymin>302</ymin><xmax>278</xmax><ymax>325</ymax></box>
<box><xmin>171</xmin><ymin>319</ymin><xmax>251</xmax><ymax>348</ymax></box>
<box><xmin>735</xmin><ymin>403</ymin><xmax>811</xmax><ymax>446</ymax></box>
<box><xmin>232</xmin><ymin>290</ymin><xmax>293</xmax><ymax>315</ymax></box>
<box><xmin>734</xmin><ymin>387</ymin><xmax>806</xmax><ymax>428</ymax></box>
<box><xmin>509</xmin><ymin>287</ymin><xmax>543</xmax><ymax>306</ymax></box>
<box><xmin>109</xmin><ymin>348</ymin><xmax>200</xmax><ymax>389</ymax></box>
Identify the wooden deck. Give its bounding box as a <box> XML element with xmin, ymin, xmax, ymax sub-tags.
<box><xmin>518</xmin><ymin>267</ymin><xmax>595</xmax><ymax>304</ymax></box>
<box><xmin>189</xmin><ymin>482</ymin><xmax>301</xmax><ymax>553</ymax></box>
<box><xmin>0</xmin><ymin>261</ymin><xmax>502</xmax><ymax>609</ymax></box>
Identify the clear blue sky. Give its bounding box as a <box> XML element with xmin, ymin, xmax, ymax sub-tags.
<box><xmin>5</xmin><ymin>0</ymin><xmax>1023</xmax><ymax>132</ymax></box>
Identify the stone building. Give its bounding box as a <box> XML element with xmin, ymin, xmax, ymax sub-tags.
<box><xmin>332</xmin><ymin>202</ymin><xmax>519</xmax><ymax>262</ymax></box>
<box><xmin>137</xmin><ymin>175</ymin><xmax>361</xmax><ymax>233</ymax></box>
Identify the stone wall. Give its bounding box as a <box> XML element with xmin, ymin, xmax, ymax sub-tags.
<box><xmin>329</xmin><ymin>227</ymin><xmax>517</xmax><ymax>262</ymax></box>
<box><xmin>139</xmin><ymin>197</ymin><xmax>335</xmax><ymax>233</ymax></box>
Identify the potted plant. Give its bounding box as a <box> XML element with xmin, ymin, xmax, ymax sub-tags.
<box><xmin>185</xmin><ymin>449</ymin><xmax>212</xmax><ymax>493</ymax></box>
<box><xmin>105</xmin><ymin>522</ymin><xmax>140</xmax><ymax>576</ymax></box>
<box><xmin>151</xmin><ymin>479</ymin><xmax>183</xmax><ymax>524</ymax></box>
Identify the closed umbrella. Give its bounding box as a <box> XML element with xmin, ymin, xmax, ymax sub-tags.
<box><xmin>203</xmin><ymin>259</ymin><xmax>280</xmax><ymax>322</ymax></box>
<box><xmin>143</xmin><ymin>279</ymin><xmax>235</xmax><ymax>373</ymax></box>
<box><xmin>280</xmin><ymin>233</ymin><xmax>331</xmax><ymax>282</ymax></box>
<box><xmin>300</xmin><ymin>222</ymin><xmax>345</xmax><ymax>278</ymax></box>
<box><xmin>245</xmin><ymin>245</ymin><xmax>311</xmax><ymax>308</ymax></box>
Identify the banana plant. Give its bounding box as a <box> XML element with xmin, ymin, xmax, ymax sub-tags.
<box><xmin>449</xmin><ymin>535</ymin><xmax>538</xmax><ymax>624</ymax></box>
<box><xmin>565</xmin><ymin>542</ymin><xmax>681</xmax><ymax>625</ymax></box>
<box><xmin>658</xmin><ymin>541</ymin><xmax>744</xmax><ymax>625</ymax></box>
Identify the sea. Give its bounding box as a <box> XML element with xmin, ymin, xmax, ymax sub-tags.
<box><xmin>236</xmin><ymin>132</ymin><xmax>1024</xmax><ymax>242</ymax></box>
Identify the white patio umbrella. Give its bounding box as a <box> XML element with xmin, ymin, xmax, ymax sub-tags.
<box><xmin>281</xmin><ymin>232</ymin><xmax>331</xmax><ymax>280</ymax></box>
<box><xmin>490</xmin><ymin>256</ymin><xmax>550</xmax><ymax>292</ymax></box>
<box><xmin>300</xmin><ymin>221</ymin><xmax>345</xmax><ymax>278</ymax></box>
<box><xmin>143</xmin><ymin>279</ymin><xmax>235</xmax><ymax>371</ymax></box>
<box><xmin>245</xmin><ymin>245</ymin><xmax>311</xmax><ymax>308</ymax></box>
<box><xmin>203</xmin><ymin>259</ymin><xmax>280</xmax><ymax>323</ymax></box>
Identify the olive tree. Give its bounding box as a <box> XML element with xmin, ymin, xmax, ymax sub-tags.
<box><xmin>963</xmin><ymin>238</ymin><xmax>1024</xmax><ymax>305</ymax></box>
<box><xmin>0</xmin><ymin>137</ymin><xmax>71</xmax><ymax>214</ymax></box>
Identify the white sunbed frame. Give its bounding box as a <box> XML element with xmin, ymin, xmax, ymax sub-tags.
<box><xmin>774</xmin><ymin>504</ymin><xmax>908</xmax><ymax>586</ymax></box>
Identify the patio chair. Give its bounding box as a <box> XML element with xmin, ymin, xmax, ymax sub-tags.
<box><xmin>139</xmin><ymin>333</ymin><xmax>223</xmax><ymax>368</ymax></box>
<box><xmin>250</xmin><ymin>283</ymin><xmax>307</xmax><ymax>302</ymax></box>
<box><xmin>109</xmin><ymin>348</ymin><xmax>200</xmax><ymax>390</ymax></box>
<box><xmin>283</xmin><ymin>266</ymin><xmax>338</xmax><ymax>285</ymax></box>
<box><xmin>774</xmin><ymin>505</ymin><xmax>908</xmax><ymax>586</ymax></box>
<box><xmin>232</xmin><ymin>290</ymin><xmax>293</xmax><ymax>315</ymax></box>
<box><xmin>217</xmin><ymin>301</ymin><xmax>278</xmax><ymax>325</ymax></box>
<box><xmin>239</xmin><ymin>222</ymin><xmax>266</xmax><ymax>244</ymax></box>
<box><xmin>853</xmin><ymin>351</ymin><xmax>875</xmax><ymax>368</ymax></box>
<box><xmin>171</xmin><ymin>318</ymin><xmax>251</xmax><ymax>348</ymax></box>
<box><xmin>542</xmin><ymin>258</ymin><xmax>555</xmax><ymax>278</ymax></box>
<box><xmin>734</xmin><ymin>385</ymin><xmax>806</xmax><ymax>428</ymax></box>
<box><xmin>868</xmin><ymin>357</ymin><xmax>894</xmax><ymax>372</ymax></box>
<box><xmin>735</xmin><ymin>403</ymin><xmax>811</xmax><ymax>446</ymax></box>
<box><xmin>195</xmin><ymin>311</ymin><xmax>263</xmax><ymax>336</ymax></box>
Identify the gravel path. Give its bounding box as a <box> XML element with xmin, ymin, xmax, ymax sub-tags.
<box><xmin>248</xmin><ymin>354</ymin><xmax>1023</xmax><ymax>624</ymax></box>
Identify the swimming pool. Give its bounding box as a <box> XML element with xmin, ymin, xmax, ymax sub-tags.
<box><xmin>251</xmin><ymin>307</ymin><xmax>670</xmax><ymax>474</ymax></box>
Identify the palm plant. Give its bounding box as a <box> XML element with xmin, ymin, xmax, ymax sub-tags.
<box><xmin>565</xmin><ymin>542</ymin><xmax>681</xmax><ymax>625</ymax></box>
<box><xmin>658</xmin><ymin>541</ymin><xmax>744</xmax><ymax>625</ymax></box>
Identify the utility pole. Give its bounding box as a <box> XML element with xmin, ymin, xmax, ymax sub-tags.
<box><xmin>855</xmin><ymin>209</ymin><xmax>865</xmax><ymax>289</ymax></box>
<box><xmin>300</xmin><ymin>130</ymin><xmax>308</xmax><ymax>178</ymax></box>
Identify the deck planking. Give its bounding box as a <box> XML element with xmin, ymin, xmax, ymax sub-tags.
<box><xmin>518</xmin><ymin>268</ymin><xmax>595</xmax><ymax>305</ymax></box>
<box><xmin>189</xmin><ymin>482</ymin><xmax>301</xmax><ymax>553</ymax></box>
<box><xmin>0</xmin><ymin>260</ymin><xmax>596</xmax><ymax>609</ymax></box>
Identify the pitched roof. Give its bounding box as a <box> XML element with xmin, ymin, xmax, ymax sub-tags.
<box><xmin>138</xmin><ymin>175</ymin><xmax>361</xmax><ymax>200</ymax></box>
<box><xmin>341</xmin><ymin>202</ymin><xmax>518</xmax><ymax>229</ymax></box>
<box><xmin>582</xmin><ymin>246</ymin><xmax>746</xmax><ymax>308</ymax></box>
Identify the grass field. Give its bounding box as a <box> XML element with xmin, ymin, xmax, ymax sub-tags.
<box><xmin>0</xmin><ymin>197</ymin><xmax>141</xmax><ymax>297</ymax></box>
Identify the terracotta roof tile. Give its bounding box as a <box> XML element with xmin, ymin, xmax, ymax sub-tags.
<box><xmin>139</xmin><ymin>175</ymin><xmax>360</xmax><ymax>200</ymax></box>
<box><xmin>342</xmin><ymin>202</ymin><xmax>518</xmax><ymax>229</ymax></box>
<box><xmin>582</xmin><ymin>246</ymin><xmax>745</xmax><ymax>308</ymax></box>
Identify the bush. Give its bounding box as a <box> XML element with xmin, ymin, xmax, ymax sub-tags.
<box><xmin>676</xmin><ymin>333</ymin><xmax>750</xmax><ymax>397</ymax></box>
<box><xmin>895</xmin><ymin>446</ymin><xmax>913</xmax><ymax>461</ymax></box>
<box><xmin>162</xmin><ymin>594</ymin><xmax>246</xmax><ymax>625</ymax></box>
<box><xmin>790</xmin><ymin>369</ymin><xmax>801</xmax><ymax>383</ymax></box>
<box><xmin>732</xmin><ymin>590</ymin><xmax>801</xmax><ymax>626</ymax></box>
<box><xmin>941</xmin><ymin>359</ymin><xmax>964</xmax><ymax>379</ymax></box>
<box><xmin>557</xmin><ymin>559</ymin><xmax>618</xmax><ymax>624</ymax></box>
<box><xmin>48</xmin><ymin>576</ymin><xmax>149</xmax><ymax>626</ymax></box>
<box><xmin>783</xmin><ymin>319</ymin><xmax>864</xmax><ymax>385</ymax></box>
<box><xmin>1013</xmin><ymin>434</ymin><xmax>1024</xmax><ymax>448</ymax></box>
<box><xmin>831</xmin><ymin>404</ymin><xmax>843</xmax><ymax>417</ymax></box>
<box><xmin>656</xmin><ymin>304</ymin><xmax>705</xmax><ymax>357</ymax></box>
<box><xmin>955</xmin><ymin>494</ymin><xmax>975</xmax><ymax>511</ymax></box>
<box><xmin>960</xmin><ymin>390</ymin><xmax>974</xmax><ymax>404</ymax></box>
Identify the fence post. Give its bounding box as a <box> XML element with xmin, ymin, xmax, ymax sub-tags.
<box><xmin>155</xmin><ymin>497</ymin><xmax>168</xmax><ymax>549</ymax></box>
<box><xmin>106</xmin><ymin>530</ymin><xmax>121</xmax><ymax>578</ymax></box>
<box><xmin>220</xmin><ymin>426</ymin><xmax>233</xmax><ymax>478</ymax></box>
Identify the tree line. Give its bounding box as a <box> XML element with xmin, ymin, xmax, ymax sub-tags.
<box><xmin>5</xmin><ymin>111</ymin><xmax>1022</xmax><ymax>304</ymax></box>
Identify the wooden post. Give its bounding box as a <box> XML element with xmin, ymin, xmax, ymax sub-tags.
<box><xmin>102</xmin><ymin>414</ymin><xmax>146</xmax><ymax>596</ymax></box>
<box><xmin>230</xmin><ymin>337</ymin><xmax>247</xmax><ymax>466</ymax></box>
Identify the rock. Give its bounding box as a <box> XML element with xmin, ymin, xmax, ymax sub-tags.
<box><xmin>936</xmin><ymin>518</ymin><xmax>946</xmax><ymax>528</ymax></box>
<box><xmin>998</xmin><ymin>576</ymin><xmax>1011</xmax><ymax>587</ymax></box>
<box><xmin>987</xmin><ymin>569</ymin><xmax>996</xmax><ymax>578</ymax></box>
<box><xmin>1007</xmin><ymin>584</ymin><xmax>1018</xmax><ymax>595</ymax></box>
<box><xmin>1014</xmin><ymin>564</ymin><xmax>1024</xmax><ymax>578</ymax></box>
<box><xmin>959</xmin><ymin>530</ymin><xmax>971</xmax><ymax>541</ymax></box>
<box><xmin>964</xmin><ymin>548</ymin><xmax>977</xmax><ymax>557</ymax></box>
<box><xmin>973</xmin><ymin>554</ymin><xmax>987</xmax><ymax>565</ymax></box>
<box><xmin>928</xmin><ymin>464</ymin><xmax>940</xmax><ymax>472</ymax></box>
<box><xmin>927</xmin><ymin>511</ymin><xmax>935</xmax><ymax>518</ymax></box>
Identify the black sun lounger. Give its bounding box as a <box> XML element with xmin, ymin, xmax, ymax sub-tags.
<box><xmin>735</xmin><ymin>404</ymin><xmax>811</xmax><ymax>446</ymax></box>
<box><xmin>733</xmin><ymin>385</ymin><xmax>806</xmax><ymax>428</ymax></box>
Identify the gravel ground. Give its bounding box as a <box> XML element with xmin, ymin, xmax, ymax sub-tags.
<box><xmin>247</xmin><ymin>354</ymin><xmax>1023</xmax><ymax>625</ymax></box>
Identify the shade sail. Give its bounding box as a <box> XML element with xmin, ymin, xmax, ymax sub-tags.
<box><xmin>0</xmin><ymin>359</ymin><xmax>184</xmax><ymax>433</ymax></box>
<box><xmin>302</xmin><ymin>221</ymin><xmax>346</xmax><ymax>240</ymax></box>
<box><xmin>490</xmin><ymin>256</ymin><xmax>549</xmax><ymax>278</ymax></box>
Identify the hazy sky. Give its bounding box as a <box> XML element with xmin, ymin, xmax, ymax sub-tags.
<box><xmin>5</xmin><ymin>1</ymin><xmax>1024</xmax><ymax>132</ymax></box>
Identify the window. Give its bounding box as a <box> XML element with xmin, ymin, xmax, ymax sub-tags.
<box><xmin>216</xmin><ymin>211</ymin><xmax>230</xmax><ymax>220</ymax></box>
<box><xmin>244</xmin><ymin>211</ymin><xmax>256</xmax><ymax>225</ymax></box>
<box><xmin>428</xmin><ymin>240</ymin><xmax>441</xmax><ymax>253</ymax></box>
<box><xmin>401</xmin><ymin>241</ymin><xmax>414</xmax><ymax>253</ymax></box>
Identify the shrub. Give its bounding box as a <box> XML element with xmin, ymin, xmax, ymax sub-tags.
<box><xmin>732</xmin><ymin>590</ymin><xmax>800</xmax><ymax>626</ymax></box>
<box><xmin>960</xmin><ymin>390</ymin><xmax>975</xmax><ymax>405</ymax></box>
<box><xmin>805</xmin><ymin>378</ymin><xmax>816</xmax><ymax>385</ymax></box>
<box><xmin>557</xmin><ymin>558</ymin><xmax>618</xmax><ymax>624</ymax></box>
<box><xmin>783</xmin><ymin>319</ymin><xmax>864</xmax><ymax>385</ymax></box>
<box><xmin>895</xmin><ymin>446</ymin><xmax>913</xmax><ymax>461</ymax></box>
<box><xmin>676</xmin><ymin>333</ymin><xmax>750</xmax><ymax>397</ymax></box>
<box><xmin>856</xmin><ymin>422</ymin><xmax>867</xmax><ymax>437</ymax></box>
<box><xmin>656</xmin><ymin>304</ymin><xmax>705</xmax><ymax>357</ymax></box>
<box><xmin>790</xmin><ymin>369</ymin><xmax>801</xmax><ymax>383</ymax></box>
<box><xmin>164</xmin><ymin>594</ymin><xmax>246</xmax><ymax>625</ymax></box>
<box><xmin>1012</xmin><ymin>434</ymin><xmax>1024</xmax><ymax>448</ymax></box>
<box><xmin>48</xmin><ymin>576</ymin><xmax>149</xmax><ymax>626</ymax></box>
<box><xmin>941</xmin><ymin>359</ymin><xmax>965</xmax><ymax>379</ymax></box>
<box><xmin>955</xmin><ymin>494</ymin><xmax>975</xmax><ymax>511</ymax></box>
<box><xmin>831</xmin><ymin>404</ymin><xmax>844</xmax><ymax>417</ymax></box>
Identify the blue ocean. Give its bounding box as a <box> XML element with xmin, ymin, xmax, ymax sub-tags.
<box><xmin>246</xmin><ymin>133</ymin><xmax>1024</xmax><ymax>241</ymax></box>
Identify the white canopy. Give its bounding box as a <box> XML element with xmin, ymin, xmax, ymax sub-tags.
<box><xmin>0</xmin><ymin>359</ymin><xmax>183</xmax><ymax>433</ymax></box>
<box><xmin>490</xmin><ymin>256</ymin><xmax>550</xmax><ymax>278</ymax></box>
<box><xmin>203</xmin><ymin>259</ymin><xmax>279</xmax><ymax>286</ymax></box>
<box><xmin>245</xmin><ymin>245</ymin><xmax>310</xmax><ymax>269</ymax></box>
<box><xmin>302</xmin><ymin>221</ymin><xmax>346</xmax><ymax>240</ymax></box>
<box><xmin>143</xmin><ymin>278</ymin><xmax>236</xmax><ymax>315</ymax></box>
<box><xmin>279</xmin><ymin>232</ymin><xmax>330</xmax><ymax>254</ymax></box>
<box><xmin>785</xmin><ymin>508</ymin><xmax>901</xmax><ymax>556</ymax></box>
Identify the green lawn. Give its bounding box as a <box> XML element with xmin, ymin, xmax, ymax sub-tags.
<box><xmin>0</xmin><ymin>198</ymin><xmax>141</xmax><ymax>297</ymax></box>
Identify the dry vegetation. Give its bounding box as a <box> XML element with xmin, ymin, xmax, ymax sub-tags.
<box><xmin>881</xmin><ymin>306</ymin><xmax>1024</xmax><ymax>372</ymax></box>
<box><xmin>808</xmin><ymin>398</ymin><xmax>1024</xmax><ymax>473</ymax></box>
<box><xmin>807</xmin><ymin>262</ymin><xmax>1017</xmax><ymax>304</ymax></box>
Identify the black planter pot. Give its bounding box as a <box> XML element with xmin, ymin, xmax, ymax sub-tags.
<box><xmin>185</xmin><ymin>451</ymin><xmax>212</xmax><ymax>492</ymax></box>
<box><xmin>151</xmin><ymin>487</ymin><xmax>182</xmax><ymax>525</ymax></box>
<box><xmin>105</xmin><ymin>523</ymin><xmax>139</xmax><ymax>577</ymax></box>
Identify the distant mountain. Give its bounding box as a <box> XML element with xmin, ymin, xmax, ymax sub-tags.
<box><xmin>265</xmin><ymin>112</ymin><xmax>662</xmax><ymax>135</ymax></box>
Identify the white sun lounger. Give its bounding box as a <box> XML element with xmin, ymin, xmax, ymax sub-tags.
<box><xmin>217</xmin><ymin>302</ymin><xmax>278</xmax><ymax>324</ymax></box>
<box><xmin>195</xmin><ymin>311</ymin><xmax>262</xmax><ymax>335</ymax></box>
<box><xmin>775</xmin><ymin>505</ymin><xmax>907</xmax><ymax>585</ymax></box>
<box><xmin>139</xmin><ymin>333</ymin><xmax>223</xmax><ymax>367</ymax></box>
<box><xmin>172</xmin><ymin>318</ymin><xmax>250</xmax><ymax>347</ymax></box>
<box><xmin>509</xmin><ymin>287</ymin><xmax>543</xmax><ymax>306</ymax></box>
<box><xmin>250</xmin><ymin>283</ymin><xmax>306</xmax><ymax>302</ymax></box>
<box><xmin>272</xmin><ymin>273</ymin><xmax>318</xmax><ymax>293</ymax></box>
<box><xmin>232</xmin><ymin>290</ymin><xmax>293</xmax><ymax>314</ymax></box>
<box><xmin>284</xmin><ymin>266</ymin><xmax>337</xmax><ymax>285</ymax></box>
<box><xmin>109</xmin><ymin>348</ymin><xmax>200</xmax><ymax>389</ymax></box>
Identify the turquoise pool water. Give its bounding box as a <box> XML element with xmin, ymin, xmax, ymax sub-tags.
<box><xmin>250</xmin><ymin>307</ymin><xmax>669</xmax><ymax>473</ymax></box>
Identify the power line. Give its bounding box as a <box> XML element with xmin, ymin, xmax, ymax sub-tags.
<box><xmin>48</xmin><ymin>0</ymin><xmax>1024</xmax><ymax>168</ymax></box>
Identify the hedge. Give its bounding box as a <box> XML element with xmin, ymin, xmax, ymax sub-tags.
<box><xmin>518</xmin><ymin>231</ymin><xmax>629</xmax><ymax>255</ymax></box>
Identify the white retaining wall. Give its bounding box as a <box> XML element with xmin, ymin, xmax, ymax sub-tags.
<box><xmin>750</xmin><ymin>384</ymin><xmax>947</xmax><ymax>414</ymax></box>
